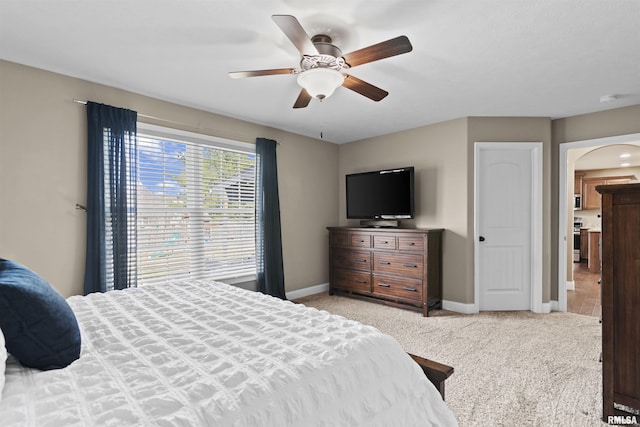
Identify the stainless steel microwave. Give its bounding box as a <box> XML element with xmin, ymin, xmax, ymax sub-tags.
<box><xmin>574</xmin><ymin>194</ymin><xmax>582</xmax><ymax>210</ymax></box>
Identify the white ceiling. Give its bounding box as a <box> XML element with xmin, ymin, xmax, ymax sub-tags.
<box><xmin>1</xmin><ymin>0</ymin><xmax>639</xmax><ymax>144</ymax></box>
<box><xmin>575</xmin><ymin>143</ymin><xmax>640</xmax><ymax>171</ymax></box>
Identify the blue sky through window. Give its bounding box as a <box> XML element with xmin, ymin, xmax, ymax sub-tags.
<box><xmin>138</xmin><ymin>139</ymin><xmax>185</xmax><ymax>196</ymax></box>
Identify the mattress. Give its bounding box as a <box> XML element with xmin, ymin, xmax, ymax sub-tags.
<box><xmin>0</xmin><ymin>280</ymin><xmax>457</xmax><ymax>426</ymax></box>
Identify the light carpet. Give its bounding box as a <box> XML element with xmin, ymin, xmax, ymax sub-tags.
<box><xmin>294</xmin><ymin>293</ymin><xmax>606</xmax><ymax>427</ymax></box>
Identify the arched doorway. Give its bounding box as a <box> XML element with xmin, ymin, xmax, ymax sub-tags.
<box><xmin>558</xmin><ymin>135</ymin><xmax>640</xmax><ymax>314</ymax></box>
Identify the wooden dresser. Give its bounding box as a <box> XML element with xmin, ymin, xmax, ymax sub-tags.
<box><xmin>597</xmin><ymin>183</ymin><xmax>640</xmax><ymax>421</ymax></box>
<box><xmin>327</xmin><ymin>227</ymin><xmax>443</xmax><ymax>317</ymax></box>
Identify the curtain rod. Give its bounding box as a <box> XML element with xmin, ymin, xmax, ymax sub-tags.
<box><xmin>72</xmin><ymin>99</ymin><xmax>258</xmax><ymax>145</ymax></box>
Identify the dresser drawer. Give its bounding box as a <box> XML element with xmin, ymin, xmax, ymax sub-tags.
<box><xmin>373</xmin><ymin>235</ymin><xmax>396</xmax><ymax>249</ymax></box>
<box><xmin>398</xmin><ymin>236</ymin><xmax>424</xmax><ymax>252</ymax></box>
<box><xmin>327</xmin><ymin>227</ymin><xmax>443</xmax><ymax>317</ymax></box>
<box><xmin>373</xmin><ymin>276</ymin><xmax>423</xmax><ymax>300</ymax></box>
<box><xmin>351</xmin><ymin>234</ymin><xmax>372</xmax><ymax>248</ymax></box>
<box><xmin>330</xmin><ymin>231</ymin><xmax>350</xmax><ymax>247</ymax></box>
<box><xmin>332</xmin><ymin>269</ymin><xmax>371</xmax><ymax>293</ymax></box>
<box><xmin>373</xmin><ymin>252</ymin><xmax>423</xmax><ymax>277</ymax></box>
<box><xmin>331</xmin><ymin>249</ymin><xmax>371</xmax><ymax>272</ymax></box>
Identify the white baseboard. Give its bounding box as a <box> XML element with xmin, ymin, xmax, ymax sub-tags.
<box><xmin>287</xmin><ymin>286</ymin><xmax>550</xmax><ymax>316</ymax></box>
<box><xmin>566</xmin><ymin>280</ymin><xmax>575</xmax><ymax>291</ymax></box>
<box><xmin>286</xmin><ymin>283</ymin><xmax>329</xmax><ymax>300</ymax></box>
<box><xmin>442</xmin><ymin>300</ymin><xmax>478</xmax><ymax>314</ymax></box>
<box><xmin>442</xmin><ymin>300</ymin><xmax>557</xmax><ymax>314</ymax></box>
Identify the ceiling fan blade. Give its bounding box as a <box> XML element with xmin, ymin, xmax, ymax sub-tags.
<box><xmin>228</xmin><ymin>68</ymin><xmax>296</xmax><ymax>79</ymax></box>
<box><xmin>342</xmin><ymin>74</ymin><xmax>388</xmax><ymax>101</ymax></box>
<box><xmin>293</xmin><ymin>89</ymin><xmax>312</xmax><ymax>109</ymax></box>
<box><xmin>272</xmin><ymin>15</ymin><xmax>319</xmax><ymax>56</ymax></box>
<box><xmin>343</xmin><ymin>35</ymin><xmax>413</xmax><ymax>68</ymax></box>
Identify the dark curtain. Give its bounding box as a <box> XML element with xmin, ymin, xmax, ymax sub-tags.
<box><xmin>255</xmin><ymin>138</ymin><xmax>286</xmax><ymax>299</ymax></box>
<box><xmin>83</xmin><ymin>102</ymin><xmax>138</xmax><ymax>294</ymax></box>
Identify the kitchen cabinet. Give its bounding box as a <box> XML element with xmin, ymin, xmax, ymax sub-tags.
<box><xmin>581</xmin><ymin>175</ymin><xmax>634</xmax><ymax>210</ymax></box>
<box><xmin>579</xmin><ymin>228</ymin><xmax>589</xmax><ymax>261</ymax></box>
<box><xmin>583</xmin><ymin>178</ymin><xmax>601</xmax><ymax>210</ymax></box>
<box><xmin>574</xmin><ymin>172</ymin><xmax>585</xmax><ymax>195</ymax></box>
<box><xmin>587</xmin><ymin>230</ymin><xmax>601</xmax><ymax>274</ymax></box>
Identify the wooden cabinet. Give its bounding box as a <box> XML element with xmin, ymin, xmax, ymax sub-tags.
<box><xmin>574</xmin><ymin>172</ymin><xmax>585</xmax><ymax>195</ymax></box>
<box><xmin>582</xmin><ymin>178</ymin><xmax>602</xmax><ymax>210</ymax></box>
<box><xmin>587</xmin><ymin>230</ymin><xmax>601</xmax><ymax>274</ymax></box>
<box><xmin>597</xmin><ymin>183</ymin><xmax>640</xmax><ymax>421</ymax></box>
<box><xmin>582</xmin><ymin>175</ymin><xmax>633</xmax><ymax>210</ymax></box>
<box><xmin>328</xmin><ymin>227</ymin><xmax>443</xmax><ymax>317</ymax></box>
<box><xmin>579</xmin><ymin>228</ymin><xmax>589</xmax><ymax>261</ymax></box>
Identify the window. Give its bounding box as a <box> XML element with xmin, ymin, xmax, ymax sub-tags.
<box><xmin>134</xmin><ymin>123</ymin><xmax>256</xmax><ymax>286</ymax></box>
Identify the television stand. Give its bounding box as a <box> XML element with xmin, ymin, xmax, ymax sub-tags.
<box><xmin>359</xmin><ymin>219</ymin><xmax>398</xmax><ymax>228</ymax></box>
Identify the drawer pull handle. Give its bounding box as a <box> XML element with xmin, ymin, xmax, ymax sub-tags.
<box><xmin>355</xmin><ymin>280</ymin><xmax>368</xmax><ymax>284</ymax></box>
<box><xmin>358</xmin><ymin>239</ymin><xmax>365</xmax><ymax>243</ymax></box>
<box><xmin>356</xmin><ymin>258</ymin><xmax>368</xmax><ymax>263</ymax></box>
<box><xmin>379</xmin><ymin>261</ymin><xmax>391</xmax><ymax>265</ymax></box>
<box><xmin>382</xmin><ymin>241</ymin><xmax>388</xmax><ymax>244</ymax></box>
<box><xmin>403</xmin><ymin>286</ymin><xmax>417</xmax><ymax>292</ymax></box>
<box><xmin>378</xmin><ymin>283</ymin><xmax>391</xmax><ymax>288</ymax></box>
<box><xmin>408</xmin><ymin>242</ymin><xmax>415</xmax><ymax>246</ymax></box>
<box><xmin>403</xmin><ymin>263</ymin><xmax>418</xmax><ymax>268</ymax></box>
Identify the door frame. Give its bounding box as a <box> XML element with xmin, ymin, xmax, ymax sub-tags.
<box><xmin>557</xmin><ymin>132</ymin><xmax>640</xmax><ymax>312</ymax></box>
<box><xmin>474</xmin><ymin>142</ymin><xmax>543</xmax><ymax>313</ymax></box>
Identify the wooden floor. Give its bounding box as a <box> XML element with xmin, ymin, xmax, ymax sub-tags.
<box><xmin>567</xmin><ymin>261</ymin><xmax>601</xmax><ymax>317</ymax></box>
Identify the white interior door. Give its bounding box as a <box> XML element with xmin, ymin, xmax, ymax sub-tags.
<box><xmin>476</xmin><ymin>144</ymin><xmax>534</xmax><ymax>311</ymax></box>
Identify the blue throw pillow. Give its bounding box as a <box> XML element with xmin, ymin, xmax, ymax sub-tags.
<box><xmin>0</xmin><ymin>259</ymin><xmax>81</xmax><ymax>370</ymax></box>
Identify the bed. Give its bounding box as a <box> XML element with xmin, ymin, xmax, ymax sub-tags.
<box><xmin>0</xmin><ymin>268</ymin><xmax>457</xmax><ymax>426</ymax></box>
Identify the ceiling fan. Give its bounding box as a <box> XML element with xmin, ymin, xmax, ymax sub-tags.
<box><xmin>229</xmin><ymin>15</ymin><xmax>413</xmax><ymax>108</ymax></box>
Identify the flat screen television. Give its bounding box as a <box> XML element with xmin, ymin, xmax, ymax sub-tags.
<box><xmin>346</xmin><ymin>166</ymin><xmax>414</xmax><ymax>220</ymax></box>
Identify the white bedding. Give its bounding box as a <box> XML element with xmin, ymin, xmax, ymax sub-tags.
<box><xmin>0</xmin><ymin>280</ymin><xmax>457</xmax><ymax>426</ymax></box>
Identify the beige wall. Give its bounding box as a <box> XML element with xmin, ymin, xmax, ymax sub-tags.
<box><xmin>467</xmin><ymin>117</ymin><xmax>553</xmax><ymax>303</ymax></box>
<box><xmin>552</xmin><ymin>105</ymin><xmax>640</xmax><ymax>144</ymax></box>
<box><xmin>0</xmin><ymin>60</ymin><xmax>339</xmax><ymax>298</ymax></box>
<box><xmin>338</xmin><ymin>117</ymin><xmax>553</xmax><ymax>306</ymax></box>
<box><xmin>338</xmin><ymin>118</ymin><xmax>469</xmax><ymax>303</ymax></box>
<box><xmin>2</xmin><ymin>58</ymin><xmax>639</xmax><ymax>309</ymax></box>
<box><xmin>551</xmin><ymin>104</ymin><xmax>640</xmax><ymax>299</ymax></box>
<box><xmin>340</xmin><ymin>109</ymin><xmax>638</xmax><ymax>307</ymax></box>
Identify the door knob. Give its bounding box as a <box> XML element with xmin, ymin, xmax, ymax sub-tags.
<box><xmin>479</xmin><ymin>236</ymin><xmax>486</xmax><ymax>242</ymax></box>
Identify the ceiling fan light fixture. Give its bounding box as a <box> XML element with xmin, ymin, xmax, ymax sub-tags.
<box><xmin>297</xmin><ymin>68</ymin><xmax>344</xmax><ymax>100</ymax></box>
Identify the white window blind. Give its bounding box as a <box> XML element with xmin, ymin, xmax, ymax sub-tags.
<box><xmin>135</xmin><ymin>124</ymin><xmax>256</xmax><ymax>286</ymax></box>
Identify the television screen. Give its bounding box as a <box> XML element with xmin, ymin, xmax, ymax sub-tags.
<box><xmin>346</xmin><ymin>167</ymin><xmax>414</xmax><ymax>219</ymax></box>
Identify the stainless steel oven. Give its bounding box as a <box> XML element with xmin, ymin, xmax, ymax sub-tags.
<box><xmin>573</xmin><ymin>218</ymin><xmax>583</xmax><ymax>262</ymax></box>
<box><xmin>573</xmin><ymin>232</ymin><xmax>581</xmax><ymax>262</ymax></box>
